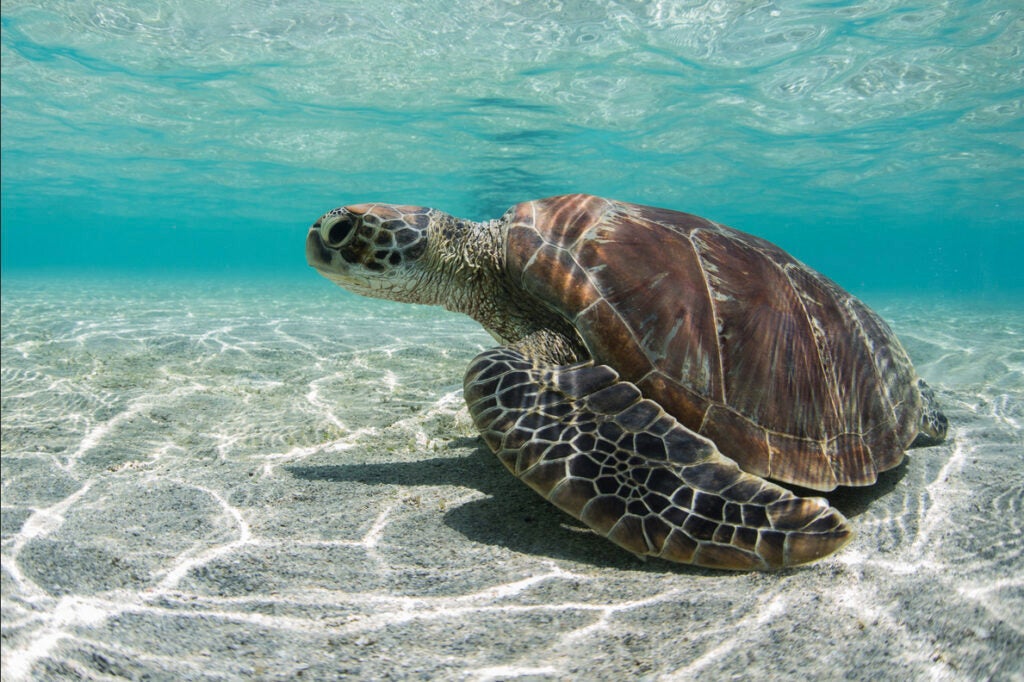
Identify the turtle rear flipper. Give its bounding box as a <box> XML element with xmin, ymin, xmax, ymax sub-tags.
<box><xmin>464</xmin><ymin>347</ymin><xmax>853</xmax><ymax>570</ymax></box>
<box><xmin>910</xmin><ymin>378</ymin><xmax>948</xmax><ymax>448</ymax></box>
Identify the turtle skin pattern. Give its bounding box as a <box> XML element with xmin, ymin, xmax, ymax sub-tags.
<box><xmin>464</xmin><ymin>347</ymin><xmax>853</xmax><ymax>570</ymax></box>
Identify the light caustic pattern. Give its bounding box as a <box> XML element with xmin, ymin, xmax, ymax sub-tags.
<box><xmin>2</xmin><ymin>0</ymin><xmax>1021</xmax><ymax>234</ymax></box>
<box><xmin>1</xmin><ymin>280</ymin><xmax>1022</xmax><ymax>680</ymax></box>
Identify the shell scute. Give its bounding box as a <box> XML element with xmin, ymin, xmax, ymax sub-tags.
<box><xmin>575</xmin><ymin>299</ymin><xmax>651</xmax><ymax>381</ymax></box>
<box><xmin>767</xmin><ymin>432</ymin><xmax>837</xmax><ymax>491</ymax></box>
<box><xmin>827</xmin><ymin>434</ymin><xmax>877</xmax><ymax>487</ymax></box>
<box><xmin>575</xmin><ymin>210</ymin><xmax>722</xmax><ymax>401</ymax></box>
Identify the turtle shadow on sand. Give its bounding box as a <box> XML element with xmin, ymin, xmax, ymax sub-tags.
<box><xmin>812</xmin><ymin>458</ymin><xmax>910</xmax><ymax>519</ymax></box>
<box><xmin>287</xmin><ymin>439</ymin><xmax>908</xmax><ymax>572</ymax></box>
<box><xmin>289</xmin><ymin>442</ymin><xmax>695</xmax><ymax>573</ymax></box>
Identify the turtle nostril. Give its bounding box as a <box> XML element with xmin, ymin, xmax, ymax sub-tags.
<box><xmin>321</xmin><ymin>214</ymin><xmax>356</xmax><ymax>247</ymax></box>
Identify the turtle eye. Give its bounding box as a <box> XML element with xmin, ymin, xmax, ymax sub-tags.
<box><xmin>320</xmin><ymin>213</ymin><xmax>356</xmax><ymax>247</ymax></box>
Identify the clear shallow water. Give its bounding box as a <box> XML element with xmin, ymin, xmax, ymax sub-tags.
<box><xmin>2</xmin><ymin>3</ymin><xmax>1024</xmax><ymax>679</ymax></box>
<box><xmin>1</xmin><ymin>0</ymin><xmax>1022</xmax><ymax>294</ymax></box>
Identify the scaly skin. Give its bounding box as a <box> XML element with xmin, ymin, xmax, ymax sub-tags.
<box><xmin>463</xmin><ymin>347</ymin><xmax>852</xmax><ymax>570</ymax></box>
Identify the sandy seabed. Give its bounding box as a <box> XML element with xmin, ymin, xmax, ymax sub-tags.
<box><xmin>2</xmin><ymin>275</ymin><xmax>1021</xmax><ymax>681</ymax></box>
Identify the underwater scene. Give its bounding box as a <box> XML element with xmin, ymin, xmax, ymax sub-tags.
<box><xmin>2</xmin><ymin>1</ymin><xmax>1022</xmax><ymax>679</ymax></box>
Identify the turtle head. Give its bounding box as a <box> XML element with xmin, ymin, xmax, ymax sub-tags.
<box><xmin>306</xmin><ymin>203</ymin><xmax>438</xmax><ymax>301</ymax></box>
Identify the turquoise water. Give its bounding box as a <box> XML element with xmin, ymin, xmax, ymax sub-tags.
<box><xmin>2</xmin><ymin>1</ymin><xmax>1022</xmax><ymax>295</ymax></box>
<box><xmin>3</xmin><ymin>4</ymin><xmax>1024</xmax><ymax>679</ymax></box>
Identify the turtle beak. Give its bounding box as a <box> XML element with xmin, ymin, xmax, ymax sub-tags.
<box><xmin>306</xmin><ymin>227</ymin><xmax>332</xmax><ymax>270</ymax></box>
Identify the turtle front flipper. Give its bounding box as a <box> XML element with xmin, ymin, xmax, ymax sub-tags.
<box><xmin>464</xmin><ymin>347</ymin><xmax>853</xmax><ymax>570</ymax></box>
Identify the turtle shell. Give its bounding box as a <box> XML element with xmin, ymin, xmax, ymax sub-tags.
<box><xmin>504</xmin><ymin>194</ymin><xmax>924</xmax><ymax>491</ymax></box>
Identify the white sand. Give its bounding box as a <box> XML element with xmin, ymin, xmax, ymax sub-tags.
<box><xmin>2</xmin><ymin>276</ymin><xmax>1021</xmax><ymax>680</ymax></box>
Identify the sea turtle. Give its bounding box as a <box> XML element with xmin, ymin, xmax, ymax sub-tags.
<box><xmin>306</xmin><ymin>194</ymin><xmax>947</xmax><ymax>570</ymax></box>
